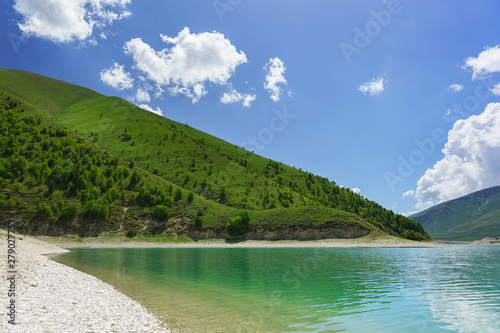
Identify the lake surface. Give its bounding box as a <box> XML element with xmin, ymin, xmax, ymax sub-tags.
<box><xmin>52</xmin><ymin>246</ymin><xmax>500</xmax><ymax>332</ymax></box>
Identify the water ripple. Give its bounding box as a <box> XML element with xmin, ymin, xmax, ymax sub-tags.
<box><xmin>54</xmin><ymin>245</ymin><xmax>500</xmax><ymax>333</ymax></box>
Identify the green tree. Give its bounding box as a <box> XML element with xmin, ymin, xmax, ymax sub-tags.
<box><xmin>194</xmin><ymin>216</ymin><xmax>203</xmax><ymax>229</ymax></box>
<box><xmin>106</xmin><ymin>177</ymin><xmax>115</xmax><ymax>189</ymax></box>
<box><xmin>50</xmin><ymin>165</ymin><xmax>64</xmax><ymax>183</ymax></box>
<box><xmin>152</xmin><ymin>205</ymin><xmax>170</xmax><ymax>220</ymax></box>
<box><xmin>89</xmin><ymin>165</ymin><xmax>101</xmax><ymax>186</ymax></box>
<box><xmin>130</xmin><ymin>170</ymin><xmax>141</xmax><ymax>184</ymax></box>
<box><xmin>14</xmin><ymin>155</ymin><xmax>27</xmax><ymax>174</ymax></box>
<box><xmin>226</xmin><ymin>211</ymin><xmax>250</xmax><ymax>237</ymax></box>
<box><xmin>60</xmin><ymin>202</ymin><xmax>80</xmax><ymax>221</ymax></box>
<box><xmin>83</xmin><ymin>200</ymin><xmax>109</xmax><ymax>220</ymax></box>
<box><xmin>174</xmin><ymin>188</ymin><xmax>182</xmax><ymax>201</ymax></box>
<box><xmin>219</xmin><ymin>186</ymin><xmax>227</xmax><ymax>202</ymax></box>
<box><xmin>227</xmin><ymin>216</ymin><xmax>244</xmax><ymax>237</ymax></box>
<box><xmin>37</xmin><ymin>203</ymin><xmax>53</xmax><ymax>217</ymax></box>
<box><xmin>281</xmin><ymin>199</ymin><xmax>290</xmax><ymax>208</ymax></box>
<box><xmin>164</xmin><ymin>196</ymin><xmax>173</xmax><ymax>207</ymax></box>
<box><xmin>76</xmin><ymin>175</ymin><xmax>88</xmax><ymax>190</ymax></box>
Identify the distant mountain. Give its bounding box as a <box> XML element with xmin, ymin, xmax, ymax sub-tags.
<box><xmin>410</xmin><ymin>186</ymin><xmax>500</xmax><ymax>241</ymax></box>
<box><xmin>0</xmin><ymin>68</ymin><xmax>430</xmax><ymax>241</ymax></box>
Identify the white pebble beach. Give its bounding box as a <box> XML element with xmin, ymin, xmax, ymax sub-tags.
<box><xmin>0</xmin><ymin>231</ymin><xmax>172</xmax><ymax>333</ymax></box>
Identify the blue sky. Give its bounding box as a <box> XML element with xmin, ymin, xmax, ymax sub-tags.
<box><xmin>1</xmin><ymin>0</ymin><xmax>500</xmax><ymax>215</ymax></box>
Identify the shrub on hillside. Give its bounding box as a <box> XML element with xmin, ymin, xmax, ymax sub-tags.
<box><xmin>82</xmin><ymin>200</ymin><xmax>109</xmax><ymax>220</ymax></box>
<box><xmin>60</xmin><ymin>201</ymin><xmax>80</xmax><ymax>221</ymax></box>
<box><xmin>174</xmin><ymin>188</ymin><xmax>182</xmax><ymax>201</ymax></box>
<box><xmin>126</xmin><ymin>227</ymin><xmax>138</xmax><ymax>238</ymax></box>
<box><xmin>37</xmin><ymin>203</ymin><xmax>53</xmax><ymax>217</ymax></box>
<box><xmin>226</xmin><ymin>211</ymin><xmax>250</xmax><ymax>237</ymax></box>
<box><xmin>193</xmin><ymin>216</ymin><xmax>203</xmax><ymax>229</ymax></box>
<box><xmin>152</xmin><ymin>205</ymin><xmax>170</xmax><ymax>220</ymax></box>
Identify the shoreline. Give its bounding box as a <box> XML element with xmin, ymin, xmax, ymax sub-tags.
<box><xmin>0</xmin><ymin>232</ymin><xmax>443</xmax><ymax>332</ymax></box>
<box><xmin>37</xmin><ymin>235</ymin><xmax>446</xmax><ymax>249</ymax></box>
<box><xmin>0</xmin><ymin>230</ymin><xmax>172</xmax><ymax>333</ymax></box>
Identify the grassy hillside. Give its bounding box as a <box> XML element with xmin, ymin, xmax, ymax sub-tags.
<box><xmin>0</xmin><ymin>68</ymin><xmax>430</xmax><ymax>241</ymax></box>
<box><xmin>410</xmin><ymin>186</ymin><xmax>500</xmax><ymax>241</ymax></box>
<box><xmin>0</xmin><ymin>68</ymin><xmax>100</xmax><ymax>115</ymax></box>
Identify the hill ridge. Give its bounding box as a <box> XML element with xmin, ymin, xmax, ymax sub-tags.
<box><xmin>410</xmin><ymin>186</ymin><xmax>500</xmax><ymax>241</ymax></box>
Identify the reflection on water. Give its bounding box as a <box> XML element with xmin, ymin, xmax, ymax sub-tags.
<box><xmin>52</xmin><ymin>246</ymin><xmax>500</xmax><ymax>332</ymax></box>
<box><xmin>420</xmin><ymin>246</ymin><xmax>500</xmax><ymax>333</ymax></box>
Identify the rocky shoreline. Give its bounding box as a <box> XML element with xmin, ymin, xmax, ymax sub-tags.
<box><xmin>0</xmin><ymin>230</ymin><xmax>171</xmax><ymax>333</ymax></box>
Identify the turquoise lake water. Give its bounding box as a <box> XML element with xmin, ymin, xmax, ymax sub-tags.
<box><xmin>52</xmin><ymin>246</ymin><xmax>500</xmax><ymax>332</ymax></box>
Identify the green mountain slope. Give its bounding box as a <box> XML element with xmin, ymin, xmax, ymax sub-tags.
<box><xmin>0</xmin><ymin>68</ymin><xmax>100</xmax><ymax>115</ymax></box>
<box><xmin>0</xmin><ymin>68</ymin><xmax>430</xmax><ymax>241</ymax></box>
<box><xmin>410</xmin><ymin>186</ymin><xmax>500</xmax><ymax>241</ymax></box>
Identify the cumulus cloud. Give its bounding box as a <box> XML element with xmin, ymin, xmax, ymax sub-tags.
<box><xmin>491</xmin><ymin>83</ymin><xmax>500</xmax><ymax>96</ymax></box>
<box><xmin>13</xmin><ymin>0</ymin><xmax>131</xmax><ymax>43</ymax></box>
<box><xmin>402</xmin><ymin>190</ymin><xmax>415</xmax><ymax>198</ymax></box>
<box><xmin>448</xmin><ymin>84</ymin><xmax>464</xmax><ymax>92</ymax></box>
<box><xmin>123</xmin><ymin>27</ymin><xmax>247</xmax><ymax>103</ymax></box>
<box><xmin>135</xmin><ymin>88</ymin><xmax>150</xmax><ymax>103</ymax></box>
<box><xmin>352</xmin><ymin>188</ymin><xmax>361</xmax><ymax>194</ymax></box>
<box><xmin>411</xmin><ymin>103</ymin><xmax>500</xmax><ymax>210</ymax></box>
<box><xmin>264</xmin><ymin>57</ymin><xmax>288</xmax><ymax>102</ymax></box>
<box><xmin>138</xmin><ymin>103</ymin><xmax>162</xmax><ymax>116</ymax></box>
<box><xmin>100</xmin><ymin>62</ymin><xmax>134</xmax><ymax>90</ymax></box>
<box><xmin>463</xmin><ymin>45</ymin><xmax>500</xmax><ymax>80</ymax></box>
<box><xmin>358</xmin><ymin>76</ymin><xmax>386</xmax><ymax>96</ymax></box>
<box><xmin>220</xmin><ymin>87</ymin><xmax>256</xmax><ymax>107</ymax></box>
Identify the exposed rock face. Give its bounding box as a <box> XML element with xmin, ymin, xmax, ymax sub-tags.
<box><xmin>4</xmin><ymin>217</ymin><xmax>104</xmax><ymax>237</ymax></box>
<box><xmin>3</xmin><ymin>214</ymin><xmax>371</xmax><ymax>241</ymax></box>
<box><xmin>243</xmin><ymin>228</ymin><xmax>370</xmax><ymax>240</ymax></box>
<box><xmin>187</xmin><ymin>226</ymin><xmax>370</xmax><ymax>241</ymax></box>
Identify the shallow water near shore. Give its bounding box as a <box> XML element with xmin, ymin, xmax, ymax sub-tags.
<box><xmin>52</xmin><ymin>245</ymin><xmax>500</xmax><ymax>332</ymax></box>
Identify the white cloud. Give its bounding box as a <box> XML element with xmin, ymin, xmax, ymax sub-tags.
<box><xmin>13</xmin><ymin>0</ymin><xmax>131</xmax><ymax>43</ymax></box>
<box><xmin>463</xmin><ymin>45</ymin><xmax>500</xmax><ymax>80</ymax></box>
<box><xmin>220</xmin><ymin>87</ymin><xmax>256</xmax><ymax>107</ymax></box>
<box><xmin>135</xmin><ymin>88</ymin><xmax>150</xmax><ymax>103</ymax></box>
<box><xmin>402</xmin><ymin>190</ymin><xmax>415</xmax><ymax>198</ymax></box>
<box><xmin>138</xmin><ymin>103</ymin><xmax>162</xmax><ymax>116</ymax></box>
<box><xmin>100</xmin><ymin>62</ymin><xmax>134</xmax><ymax>90</ymax></box>
<box><xmin>352</xmin><ymin>188</ymin><xmax>361</xmax><ymax>194</ymax></box>
<box><xmin>401</xmin><ymin>211</ymin><xmax>420</xmax><ymax>217</ymax></box>
<box><xmin>415</xmin><ymin>201</ymin><xmax>435</xmax><ymax>212</ymax></box>
<box><xmin>412</xmin><ymin>102</ymin><xmax>500</xmax><ymax>210</ymax></box>
<box><xmin>358</xmin><ymin>76</ymin><xmax>386</xmax><ymax>96</ymax></box>
<box><xmin>448</xmin><ymin>84</ymin><xmax>464</xmax><ymax>92</ymax></box>
<box><xmin>264</xmin><ymin>57</ymin><xmax>288</xmax><ymax>102</ymax></box>
<box><xmin>124</xmin><ymin>27</ymin><xmax>247</xmax><ymax>103</ymax></box>
<box><xmin>243</xmin><ymin>95</ymin><xmax>257</xmax><ymax>107</ymax></box>
<box><xmin>491</xmin><ymin>83</ymin><xmax>500</xmax><ymax>96</ymax></box>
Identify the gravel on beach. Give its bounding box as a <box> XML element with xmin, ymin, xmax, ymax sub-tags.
<box><xmin>0</xmin><ymin>231</ymin><xmax>171</xmax><ymax>333</ymax></box>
